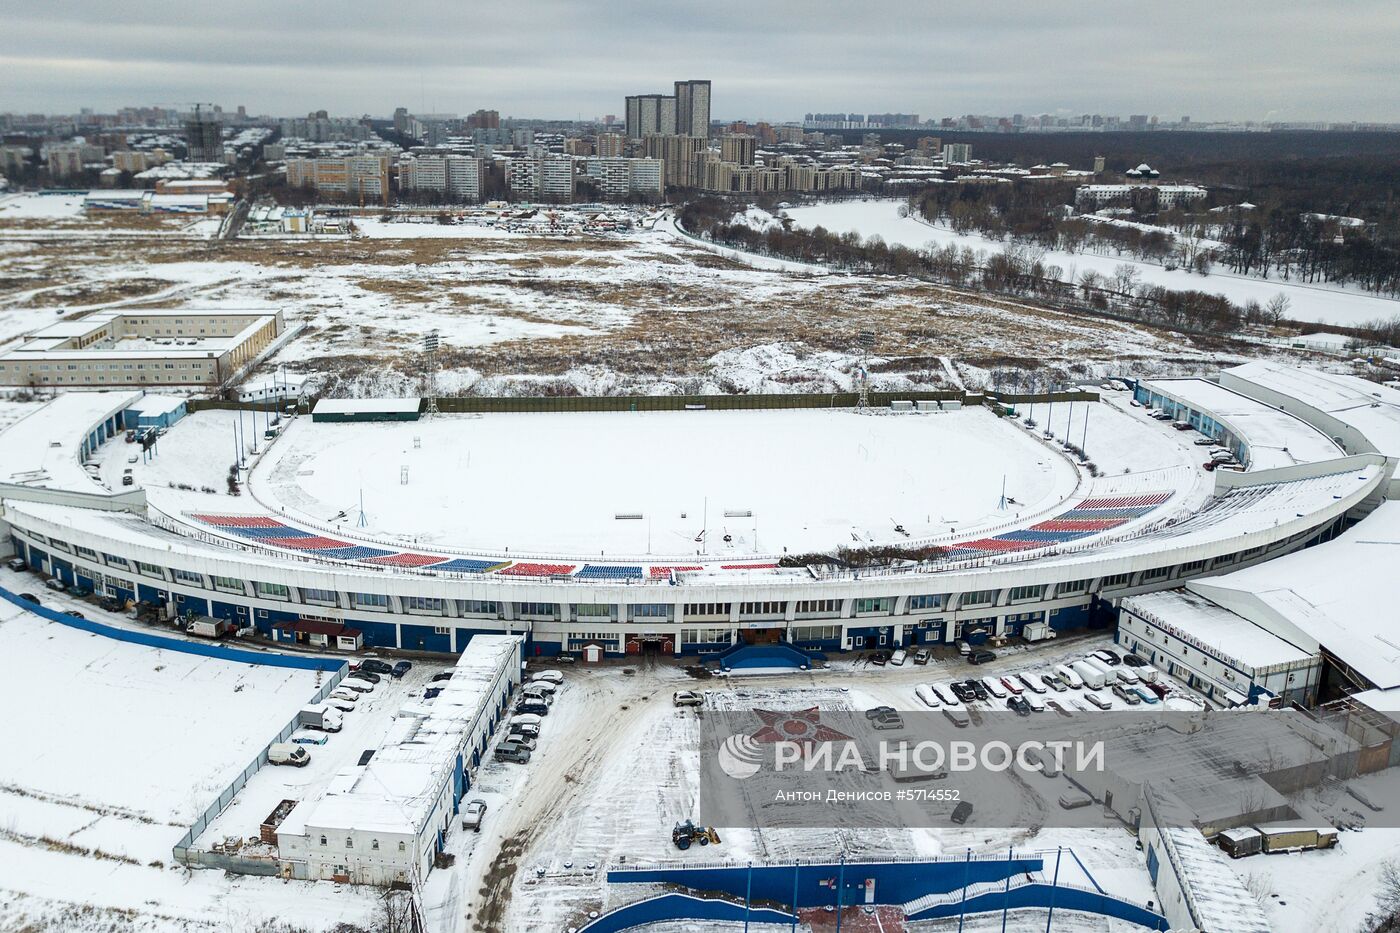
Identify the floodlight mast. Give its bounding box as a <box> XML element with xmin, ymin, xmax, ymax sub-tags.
<box><xmin>855</xmin><ymin>330</ymin><xmax>876</xmax><ymax>410</ymax></box>
<box><xmin>423</xmin><ymin>330</ymin><xmax>440</xmax><ymax>416</ymax></box>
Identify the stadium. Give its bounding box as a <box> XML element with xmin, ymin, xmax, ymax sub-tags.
<box><xmin>1</xmin><ymin>361</ymin><xmax>1395</xmax><ymax>690</ymax></box>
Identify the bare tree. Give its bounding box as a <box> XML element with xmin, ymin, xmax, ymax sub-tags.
<box><xmin>1111</xmin><ymin>263</ymin><xmax>1141</xmax><ymax>296</ymax></box>
<box><xmin>1265</xmin><ymin>293</ymin><xmax>1292</xmax><ymax>325</ymax></box>
<box><xmin>1365</xmin><ymin>859</ymin><xmax>1400</xmax><ymax>932</ymax></box>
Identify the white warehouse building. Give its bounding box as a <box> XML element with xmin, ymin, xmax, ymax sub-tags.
<box><xmin>275</xmin><ymin>634</ymin><xmax>522</xmax><ymax>885</ymax></box>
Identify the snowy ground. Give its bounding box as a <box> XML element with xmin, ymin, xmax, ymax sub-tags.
<box><xmin>783</xmin><ymin>200</ymin><xmax>1400</xmax><ymax>328</ymax></box>
<box><xmin>250</xmin><ymin>407</ymin><xmax>1080</xmax><ymax>558</ymax></box>
<box><xmin>0</xmin><ymin>593</ymin><xmax>377</xmax><ymax>932</ymax></box>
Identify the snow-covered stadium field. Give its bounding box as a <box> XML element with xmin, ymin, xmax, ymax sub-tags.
<box><xmin>253</xmin><ymin>407</ymin><xmax>1081</xmax><ymax>558</ymax></box>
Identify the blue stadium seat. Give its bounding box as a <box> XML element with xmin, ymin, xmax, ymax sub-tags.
<box><xmin>317</xmin><ymin>546</ymin><xmax>395</xmax><ymax>560</ymax></box>
<box><xmin>576</xmin><ymin>565</ymin><xmax>644</xmax><ymax>580</ymax></box>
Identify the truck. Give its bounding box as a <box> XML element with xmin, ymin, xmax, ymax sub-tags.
<box><xmin>298</xmin><ymin>704</ymin><xmax>343</xmax><ymax>733</ymax></box>
<box><xmin>1022</xmin><ymin>621</ymin><xmax>1057</xmax><ymax>643</ymax></box>
<box><xmin>186</xmin><ymin>616</ymin><xmax>237</xmax><ymax>639</ymax></box>
<box><xmin>1071</xmin><ymin>659</ymin><xmax>1108</xmax><ymax>690</ymax></box>
<box><xmin>1254</xmin><ymin>824</ymin><xmax>1338</xmax><ymax>854</ymax></box>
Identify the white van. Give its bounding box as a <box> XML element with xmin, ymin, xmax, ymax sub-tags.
<box><xmin>1054</xmin><ymin>664</ymin><xmax>1085</xmax><ymax>689</ymax></box>
<box><xmin>269</xmin><ymin>743</ymin><xmax>310</xmax><ymax>767</ymax></box>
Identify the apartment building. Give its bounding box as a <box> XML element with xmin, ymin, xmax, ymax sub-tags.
<box><xmin>399</xmin><ymin>154</ymin><xmax>483</xmax><ymax>201</ymax></box>
<box><xmin>47</xmin><ymin>146</ymin><xmax>87</xmax><ymax>178</ymax></box>
<box><xmin>719</xmin><ymin>134</ymin><xmax>756</xmax><ymax>166</ymax></box>
<box><xmin>507</xmin><ymin>154</ymin><xmax>575</xmax><ymax>201</ymax></box>
<box><xmin>942</xmin><ymin>143</ymin><xmax>972</xmax><ymax>163</ymax></box>
<box><xmin>625</xmin><ymin>94</ymin><xmax>677</xmax><ymax>140</ymax></box>
<box><xmin>594</xmin><ymin>134</ymin><xmax>626</xmax><ymax>158</ymax></box>
<box><xmin>642</xmin><ymin>135</ymin><xmax>706</xmax><ymax>188</ymax></box>
<box><xmin>286</xmin><ymin>154</ymin><xmax>392</xmax><ymax>204</ymax></box>
<box><xmin>674</xmin><ymin>80</ymin><xmax>712</xmax><ymax>138</ymax></box>
<box><xmin>580</xmin><ymin>158</ymin><xmax>664</xmax><ymax>199</ymax></box>
<box><xmin>0</xmin><ymin>309</ymin><xmax>284</xmax><ymax>389</ymax></box>
<box><xmin>698</xmin><ymin>155</ymin><xmax>859</xmax><ymax>194</ymax></box>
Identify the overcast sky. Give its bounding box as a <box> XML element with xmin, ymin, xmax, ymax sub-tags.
<box><xmin>3</xmin><ymin>1</ymin><xmax>1398</xmax><ymax>122</ymax></box>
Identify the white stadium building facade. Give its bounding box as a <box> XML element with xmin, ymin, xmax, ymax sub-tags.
<box><xmin>2</xmin><ymin>361</ymin><xmax>1398</xmax><ymax>707</ymax></box>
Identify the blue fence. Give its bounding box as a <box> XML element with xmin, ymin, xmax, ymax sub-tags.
<box><xmin>578</xmin><ymin>894</ymin><xmax>795</xmax><ymax>933</ymax></box>
<box><xmin>0</xmin><ymin>586</ymin><xmax>344</xmax><ymax>673</ymax></box>
<box><xmin>907</xmin><ymin>881</ymin><xmax>1168</xmax><ymax>929</ymax></box>
<box><xmin>610</xmin><ymin>855</ymin><xmax>1043</xmax><ymax>908</ymax></box>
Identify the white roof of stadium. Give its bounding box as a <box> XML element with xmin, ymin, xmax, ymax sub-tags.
<box><xmin>1141</xmin><ymin>377</ymin><xmax>1342</xmax><ymax>469</ymax></box>
<box><xmin>0</xmin><ymin>390</ymin><xmax>142</xmax><ymax>491</ymax></box>
<box><xmin>1224</xmin><ymin>362</ymin><xmax>1400</xmax><ymax>459</ymax></box>
<box><xmin>1189</xmin><ymin>500</ymin><xmax>1400</xmax><ymax>689</ymax></box>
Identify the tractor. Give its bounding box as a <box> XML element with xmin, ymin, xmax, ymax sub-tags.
<box><xmin>671</xmin><ymin>820</ymin><xmax>721</xmax><ymax>850</ymax></box>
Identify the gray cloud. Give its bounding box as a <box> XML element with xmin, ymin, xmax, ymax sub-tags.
<box><xmin>2</xmin><ymin>0</ymin><xmax>1397</xmax><ymax>121</ymax></box>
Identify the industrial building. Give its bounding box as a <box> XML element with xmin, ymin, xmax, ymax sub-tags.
<box><xmin>0</xmin><ymin>308</ymin><xmax>284</xmax><ymax>389</ymax></box>
<box><xmin>274</xmin><ymin>634</ymin><xmax>523</xmax><ymax>885</ymax></box>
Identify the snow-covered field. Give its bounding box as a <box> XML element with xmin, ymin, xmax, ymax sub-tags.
<box><xmin>784</xmin><ymin>200</ymin><xmax>1400</xmax><ymax>328</ymax></box>
<box><xmin>251</xmin><ymin>407</ymin><xmax>1080</xmax><ymax>557</ymax></box>
<box><xmin>0</xmin><ymin>594</ymin><xmax>378</xmax><ymax>931</ymax></box>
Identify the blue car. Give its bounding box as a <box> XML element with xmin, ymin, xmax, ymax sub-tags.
<box><xmin>1134</xmin><ymin>686</ymin><xmax>1160</xmax><ymax>704</ymax></box>
<box><xmin>392</xmin><ymin>660</ymin><xmax>413</xmax><ymax>679</ymax></box>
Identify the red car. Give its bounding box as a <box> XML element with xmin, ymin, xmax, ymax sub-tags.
<box><xmin>1000</xmin><ymin>676</ymin><xmax>1024</xmax><ymax>696</ymax></box>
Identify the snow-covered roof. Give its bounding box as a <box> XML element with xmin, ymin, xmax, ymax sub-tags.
<box><xmin>1189</xmin><ymin>501</ymin><xmax>1400</xmax><ymax>689</ymax></box>
<box><xmin>1122</xmin><ymin>589</ymin><xmax>1316</xmax><ymax>671</ymax></box>
<box><xmin>1140</xmin><ymin>378</ymin><xmax>1342</xmax><ymax>469</ymax></box>
<box><xmin>292</xmin><ymin>635</ymin><xmax>520</xmax><ymax>837</ymax></box>
<box><xmin>1223</xmin><ymin>362</ymin><xmax>1400</xmax><ymax>460</ymax></box>
<box><xmin>313</xmin><ymin>398</ymin><xmax>421</xmax><ymax>416</ymax></box>
<box><xmin>126</xmin><ymin>394</ymin><xmax>188</xmax><ymax>417</ymax></box>
<box><xmin>0</xmin><ymin>390</ymin><xmax>143</xmax><ymax>491</ymax></box>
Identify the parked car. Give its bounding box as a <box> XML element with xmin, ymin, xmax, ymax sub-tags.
<box><xmin>869</xmin><ymin>650</ymin><xmax>890</xmax><ymax>666</ymax></box>
<box><xmin>999</xmin><ymin>677</ymin><xmax>1024</xmax><ymax>696</ymax></box>
<box><xmin>950</xmin><ymin>801</ymin><xmax>974</xmax><ymax>825</ymax></box>
<box><xmin>967</xmin><ymin>679</ymin><xmax>989</xmax><ymax>701</ymax></box>
<box><xmin>516</xmin><ymin>699</ymin><xmax>550</xmax><ymax>716</ymax></box>
<box><xmin>43</xmin><ymin>578</ymin><xmax>66</xmax><ymax>592</ymax></box>
<box><xmin>532</xmin><ymin>670</ymin><xmax>565</xmax><ymax>685</ymax></box>
<box><xmin>520</xmin><ymin>685</ymin><xmax>555</xmax><ymax>704</ymax></box>
<box><xmin>673</xmin><ymin>690</ymin><xmax>704</xmax><ymax>708</ymax></box>
<box><xmin>1006</xmin><ymin>696</ymin><xmax>1032</xmax><ymax>716</ymax></box>
<box><xmin>981</xmin><ymin>676</ymin><xmax>1008</xmax><ymax>699</ymax></box>
<box><xmin>1194</xmin><ymin>437</ymin><xmax>1216</xmax><ymax>446</ymax></box>
<box><xmin>391</xmin><ymin>660</ymin><xmax>413</xmax><ymax>679</ymax></box>
<box><xmin>357</xmin><ymin>749</ymin><xmax>375</xmax><ymax>766</ymax></box>
<box><xmin>349</xmin><ymin>670</ymin><xmax>381</xmax><ymax>684</ymax></box>
<box><xmin>1024</xmin><ymin>692</ymin><xmax>1048</xmax><ymax>713</ymax></box>
<box><xmin>1134</xmin><ymin>686</ymin><xmax>1160</xmax><ymax>704</ymax></box>
<box><xmin>121</xmin><ymin>474</ymin><xmax>134</xmax><ymax>486</ymax></box>
<box><xmin>1042</xmin><ymin>673</ymin><xmax>1067</xmax><ymax>692</ymax></box>
<box><xmin>289</xmin><ymin>731</ymin><xmax>328</xmax><ymax>746</ymax></box>
<box><xmin>494</xmin><ymin>743</ymin><xmax>531</xmax><ymax>764</ymax></box>
<box><xmin>967</xmin><ymin>649</ymin><xmax>997</xmax><ymax>665</ymax></box>
<box><xmin>864</xmin><ymin>705</ymin><xmax>897</xmax><ymax>719</ymax></box>
<box><xmin>1017</xmin><ymin>672</ymin><xmax>1047</xmax><ymax>694</ymax></box>
<box><xmin>98</xmin><ymin>595</ymin><xmax>123</xmax><ymax>612</ymax></box>
<box><xmin>356</xmin><ymin>659</ymin><xmax>394</xmax><ymax>676</ymax></box>
<box><xmin>912</xmin><ymin>650</ymin><xmax>930</xmax><ymax>665</ymax></box>
<box><xmin>5</xmin><ymin>558</ymin><xmax>26</xmax><ymax>572</ymax></box>
<box><xmin>870</xmin><ymin>711</ymin><xmax>904</xmax><ymax>730</ymax></box>
<box><xmin>1092</xmin><ymin>649</ymin><xmax>1121</xmax><ymax>666</ymax></box>
<box><xmin>1084</xmin><ymin>692</ymin><xmax>1112</xmax><ymax>710</ymax></box>
<box><xmin>17</xmin><ymin>593</ymin><xmax>39</xmax><ymax>605</ymax></box>
<box><xmin>951</xmin><ymin>682</ymin><xmax>978</xmax><ymax>703</ymax></box>
<box><xmin>889</xmin><ymin>649</ymin><xmax>907</xmax><ymax>666</ymax></box>
<box><xmin>462</xmin><ymin>799</ymin><xmax>488</xmax><ymax>832</ymax></box>
<box><xmin>325</xmin><ymin>697</ymin><xmax>356</xmax><ymax>713</ymax></box>
<box><xmin>915</xmin><ymin>684</ymin><xmax>941</xmax><ymax>708</ymax></box>
<box><xmin>430</xmin><ymin>670</ymin><xmax>455</xmax><ymax>682</ymax></box>
<box><xmin>423</xmin><ymin>687</ymin><xmax>443</xmax><ymax>700</ymax></box>
<box><xmin>1111</xmin><ymin>684</ymin><xmax>1142</xmax><ymax>706</ymax></box>
<box><xmin>957</xmin><ymin>640</ymin><xmax>972</xmax><ymax>656</ymax></box>
<box><xmin>63</xmin><ymin>609</ymin><xmax>85</xmax><ymax>619</ymax></box>
<box><xmin>509</xmin><ymin>721</ymin><xmax>541</xmax><ymax>739</ymax></box>
<box><xmin>327</xmin><ymin>691</ymin><xmax>359</xmax><ymax>706</ymax></box>
<box><xmin>1122</xmin><ymin>654</ymin><xmax>1148</xmax><ymax>668</ymax></box>
<box><xmin>268</xmin><ymin>743</ymin><xmax>310</xmax><ymax>767</ymax></box>
<box><xmin>1145</xmin><ymin>681</ymin><xmax>1170</xmax><ymax>699</ymax></box>
<box><xmin>337</xmin><ymin>678</ymin><xmax>373</xmax><ymax>694</ymax></box>
<box><xmin>1058</xmin><ymin>790</ymin><xmax>1094</xmax><ymax>810</ymax></box>
<box><xmin>523</xmin><ymin>679</ymin><xmax>558</xmax><ymax>695</ymax></box>
<box><xmin>931</xmin><ymin>683</ymin><xmax>960</xmax><ymax>706</ymax></box>
<box><xmin>551</xmin><ymin>654</ymin><xmax>577</xmax><ymax>664</ymax></box>
<box><xmin>511</xmin><ymin>713</ymin><xmax>543</xmax><ymax>728</ymax></box>
<box><xmin>507</xmin><ymin>734</ymin><xmax>538</xmax><ymax>752</ymax></box>
<box><xmin>942</xmin><ymin>707</ymin><xmax>971</xmax><ymax>728</ymax></box>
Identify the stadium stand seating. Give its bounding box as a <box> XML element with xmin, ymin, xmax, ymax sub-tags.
<box><xmin>225</xmin><ymin>525</ymin><xmax>314</xmax><ymax>539</ymax></box>
<box><xmin>576</xmin><ymin>565</ymin><xmax>644</xmax><ymax>580</ymax></box>
<box><xmin>316</xmin><ymin>546</ymin><xmax>396</xmax><ymax>561</ymax></box>
<box><xmin>720</xmin><ymin>563</ymin><xmax>779</xmax><ymax>570</ymax></box>
<box><xmin>262</xmin><ymin>535</ymin><xmax>353</xmax><ymax>550</ymax></box>
<box><xmin>431</xmin><ymin>559</ymin><xmax>510</xmax><ymax>573</ymax></box>
<box><xmin>497</xmin><ymin>562</ymin><xmax>577</xmax><ymax>577</ymax></box>
<box><xmin>648</xmin><ymin>565</ymin><xmax>704</xmax><ymax>578</ymax></box>
<box><xmin>191</xmin><ymin>514</ymin><xmax>284</xmax><ymax>528</ymax></box>
<box><xmin>365</xmin><ymin>553</ymin><xmax>449</xmax><ymax>568</ymax></box>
